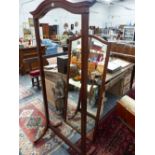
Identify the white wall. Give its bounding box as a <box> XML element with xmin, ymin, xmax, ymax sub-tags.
<box><xmin>19</xmin><ymin>1</ymin><xmax>109</xmax><ymax>37</ymax></box>
<box><xmin>39</xmin><ymin>8</ymin><xmax>82</xmax><ymax>34</ymax></box>
<box><xmin>90</xmin><ymin>3</ymin><xmax>109</xmax><ymax>28</ymax></box>
<box><xmin>107</xmin><ymin>0</ymin><xmax>135</xmax><ymax>27</ymax></box>
<box><xmin>19</xmin><ymin>0</ymin><xmax>135</xmax><ymax>37</ymax></box>
<box><xmin>39</xmin><ymin>3</ymin><xmax>109</xmax><ymax>34</ymax></box>
<box><xmin>19</xmin><ymin>0</ymin><xmax>43</xmax><ymax>37</ymax></box>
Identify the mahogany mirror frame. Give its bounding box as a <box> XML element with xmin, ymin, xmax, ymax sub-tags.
<box><xmin>30</xmin><ymin>0</ymin><xmax>96</xmax><ymax>154</ymax></box>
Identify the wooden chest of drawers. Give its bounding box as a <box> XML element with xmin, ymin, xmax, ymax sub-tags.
<box><xmin>19</xmin><ymin>46</ymin><xmax>48</xmax><ymax>75</ymax></box>
<box><xmin>107</xmin><ymin>68</ymin><xmax>133</xmax><ymax>96</ymax></box>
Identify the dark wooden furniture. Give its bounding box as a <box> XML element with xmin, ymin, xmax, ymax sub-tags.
<box><xmin>31</xmin><ymin>1</ymin><xmax>96</xmax><ymax>155</ymax></box>
<box><xmin>40</xmin><ymin>23</ymin><xmax>59</xmax><ymax>39</ymax></box>
<box><xmin>29</xmin><ymin>69</ymin><xmax>40</xmax><ymax>88</ymax></box>
<box><xmin>49</xmin><ymin>25</ymin><xmax>58</xmax><ymax>35</ymax></box>
<box><xmin>57</xmin><ymin>55</ymin><xmax>68</xmax><ymax>74</ymax></box>
<box><xmin>40</xmin><ymin>23</ymin><xmax>49</xmax><ymax>38</ymax></box>
<box><xmin>19</xmin><ymin>46</ymin><xmax>48</xmax><ymax>75</ymax></box>
<box><xmin>110</xmin><ymin>42</ymin><xmax>135</xmax><ymax>58</ymax></box>
<box><xmin>30</xmin><ymin>2</ymin><xmax>135</xmax><ymax>155</ymax></box>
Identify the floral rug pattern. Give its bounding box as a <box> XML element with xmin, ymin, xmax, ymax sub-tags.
<box><xmin>19</xmin><ymin>85</ymin><xmax>33</xmax><ymax>100</ymax></box>
<box><xmin>19</xmin><ymin>98</ymin><xmax>95</xmax><ymax>155</ymax></box>
<box><xmin>68</xmin><ymin>109</ymin><xmax>135</xmax><ymax>155</ymax></box>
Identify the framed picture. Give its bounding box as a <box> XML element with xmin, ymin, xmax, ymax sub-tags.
<box><xmin>23</xmin><ymin>28</ymin><xmax>31</xmax><ymax>35</ymax></box>
<box><xmin>71</xmin><ymin>24</ymin><xmax>74</xmax><ymax>30</ymax></box>
<box><xmin>23</xmin><ymin>28</ymin><xmax>31</xmax><ymax>41</ymax></box>
<box><xmin>28</xmin><ymin>18</ymin><xmax>34</xmax><ymax>27</ymax></box>
<box><xmin>75</xmin><ymin>21</ymin><xmax>78</xmax><ymax>27</ymax></box>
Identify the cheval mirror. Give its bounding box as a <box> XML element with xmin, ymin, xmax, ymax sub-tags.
<box><xmin>31</xmin><ymin>0</ymin><xmax>111</xmax><ymax>154</ymax></box>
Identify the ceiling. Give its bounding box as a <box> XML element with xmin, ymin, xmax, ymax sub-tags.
<box><xmin>20</xmin><ymin>0</ymin><xmax>134</xmax><ymax>10</ymax></box>
<box><xmin>97</xmin><ymin>0</ymin><xmax>134</xmax><ymax>5</ymax></box>
<box><xmin>97</xmin><ymin>0</ymin><xmax>134</xmax><ymax>11</ymax></box>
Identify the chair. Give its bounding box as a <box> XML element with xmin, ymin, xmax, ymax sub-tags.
<box><xmin>24</xmin><ymin>57</ymin><xmax>41</xmax><ymax>88</ymax></box>
<box><xmin>29</xmin><ymin>69</ymin><xmax>40</xmax><ymax>88</ymax></box>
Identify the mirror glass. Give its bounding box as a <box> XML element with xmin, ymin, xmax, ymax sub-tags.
<box><xmin>86</xmin><ymin>37</ymin><xmax>108</xmax><ymax>121</ymax></box>
<box><xmin>39</xmin><ymin>8</ymin><xmax>109</xmax><ymax>136</ymax></box>
<box><xmin>40</xmin><ymin>9</ymin><xmax>85</xmax><ymax>135</ymax></box>
<box><xmin>66</xmin><ymin>36</ymin><xmax>109</xmax><ymax>134</ymax></box>
<box><xmin>66</xmin><ymin>38</ymin><xmax>82</xmax><ymax>132</ymax></box>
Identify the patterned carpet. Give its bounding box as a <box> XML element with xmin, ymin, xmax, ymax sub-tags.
<box><xmin>68</xmin><ymin>109</ymin><xmax>135</xmax><ymax>155</ymax></box>
<box><xmin>19</xmin><ymin>75</ymin><xmax>120</xmax><ymax>155</ymax></box>
<box><xmin>19</xmin><ymin>97</ymin><xmax>95</xmax><ymax>155</ymax></box>
<box><xmin>19</xmin><ymin>85</ymin><xmax>33</xmax><ymax>100</ymax></box>
<box><xmin>19</xmin><ymin>99</ymin><xmax>78</xmax><ymax>155</ymax></box>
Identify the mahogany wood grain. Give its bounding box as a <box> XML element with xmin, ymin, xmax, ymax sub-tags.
<box><xmin>31</xmin><ymin>0</ymin><xmax>96</xmax><ymax>154</ymax></box>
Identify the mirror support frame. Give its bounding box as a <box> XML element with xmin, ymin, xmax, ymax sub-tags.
<box><xmin>31</xmin><ymin>0</ymin><xmax>96</xmax><ymax>154</ymax></box>
<box><xmin>66</xmin><ymin>35</ymin><xmax>111</xmax><ymax>141</ymax></box>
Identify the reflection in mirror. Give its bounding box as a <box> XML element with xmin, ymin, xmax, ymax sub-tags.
<box><xmin>40</xmin><ymin>8</ymin><xmax>109</xmax><ymax>136</ymax></box>
<box><xmin>66</xmin><ymin>36</ymin><xmax>109</xmax><ymax>134</ymax></box>
<box><xmin>40</xmin><ymin>9</ymin><xmax>87</xmax><ymax>134</ymax></box>
<box><xmin>41</xmin><ymin>9</ymin><xmax>81</xmax><ymax>116</ymax></box>
<box><xmin>66</xmin><ymin>38</ymin><xmax>82</xmax><ymax>132</ymax></box>
<box><xmin>39</xmin><ymin>8</ymin><xmax>81</xmax><ymax>62</ymax></box>
<box><xmin>86</xmin><ymin>38</ymin><xmax>108</xmax><ymax>119</ymax></box>
<box><xmin>87</xmin><ymin>37</ymin><xmax>107</xmax><ymax>131</ymax></box>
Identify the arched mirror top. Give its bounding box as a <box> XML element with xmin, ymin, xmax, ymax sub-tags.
<box><xmin>31</xmin><ymin>0</ymin><xmax>96</xmax><ymax>19</ymax></box>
